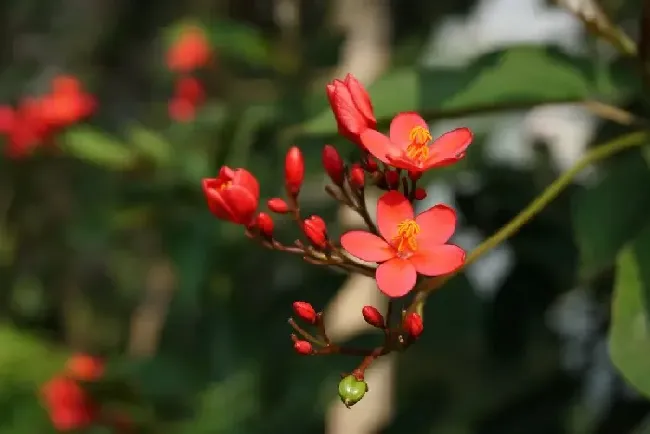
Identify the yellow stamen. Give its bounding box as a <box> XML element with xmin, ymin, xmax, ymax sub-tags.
<box><xmin>219</xmin><ymin>181</ymin><xmax>232</xmax><ymax>190</ymax></box>
<box><xmin>392</xmin><ymin>219</ymin><xmax>420</xmax><ymax>253</ymax></box>
<box><xmin>405</xmin><ymin>126</ymin><xmax>432</xmax><ymax>162</ymax></box>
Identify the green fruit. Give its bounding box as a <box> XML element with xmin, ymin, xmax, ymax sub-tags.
<box><xmin>338</xmin><ymin>375</ymin><xmax>368</xmax><ymax>408</ymax></box>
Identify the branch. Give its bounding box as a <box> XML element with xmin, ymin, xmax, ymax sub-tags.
<box><xmin>407</xmin><ymin>130</ymin><xmax>650</xmax><ymax>315</ymax></box>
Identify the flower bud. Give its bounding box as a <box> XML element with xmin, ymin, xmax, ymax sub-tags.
<box><xmin>408</xmin><ymin>171</ymin><xmax>422</xmax><ymax>182</ymax></box>
<box><xmin>362</xmin><ymin>156</ymin><xmax>378</xmax><ymax>173</ymax></box>
<box><xmin>66</xmin><ymin>354</ymin><xmax>104</xmax><ymax>381</ymax></box>
<box><xmin>361</xmin><ymin>306</ymin><xmax>385</xmax><ymax>329</ymax></box>
<box><xmin>303</xmin><ymin>215</ymin><xmax>328</xmax><ymax>249</ymax></box>
<box><xmin>322</xmin><ymin>145</ymin><xmax>345</xmax><ymax>185</ymax></box>
<box><xmin>255</xmin><ymin>212</ymin><xmax>274</xmax><ymax>237</ymax></box>
<box><xmin>292</xmin><ymin>301</ymin><xmax>317</xmax><ymax>324</ymax></box>
<box><xmin>293</xmin><ymin>340</ymin><xmax>313</xmax><ymax>355</ymax></box>
<box><xmin>385</xmin><ymin>170</ymin><xmax>400</xmax><ymax>189</ymax></box>
<box><xmin>414</xmin><ymin>187</ymin><xmax>427</xmax><ymax>200</ymax></box>
<box><xmin>338</xmin><ymin>375</ymin><xmax>368</xmax><ymax>408</ymax></box>
<box><xmin>349</xmin><ymin>164</ymin><xmax>365</xmax><ymax>189</ymax></box>
<box><xmin>403</xmin><ymin>312</ymin><xmax>424</xmax><ymax>338</ymax></box>
<box><xmin>268</xmin><ymin>197</ymin><xmax>290</xmax><ymax>214</ymax></box>
<box><xmin>285</xmin><ymin>146</ymin><xmax>305</xmax><ymax>196</ymax></box>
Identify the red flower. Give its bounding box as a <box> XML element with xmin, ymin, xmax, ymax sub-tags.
<box><xmin>340</xmin><ymin>191</ymin><xmax>465</xmax><ymax>297</ymax></box>
<box><xmin>202</xmin><ymin>166</ymin><xmax>260</xmax><ymax>225</ymax></box>
<box><xmin>284</xmin><ymin>146</ymin><xmax>305</xmax><ymax>195</ymax></box>
<box><xmin>166</xmin><ymin>26</ymin><xmax>211</xmax><ymax>73</ymax></box>
<box><xmin>41</xmin><ymin>376</ymin><xmax>97</xmax><ymax>431</ymax></box>
<box><xmin>66</xmin><ymin>354</ymin><xmax>104</xmax><ymax>381</ymax></box>
<box><xmin>403</xmin><ymin>312</ymin><xmax>424</xmax><ymax>338</ymax></box>
<box><xmin>303</xmin><ymin>215</ymin><xmax>328</xmax><ymax>249</ymax></box>
<box><xmin>292</xmin><ymin>301</ymin><xmax>317</xmax><ymax>324</ymax></box>
<box><xmin>360</xmin><ymin>112</ymin><xmax>472</xmax><ymax>172</ymax></box>
<box><xmin>326</xmin><ymin>74</ymin><xmax>376</xmax><ymax>148</ymax></box>
<box><xmin>293</xmin><ymin>340</ymin><xmax>313</xmax><ymax>355</ymax></box>
<box><xmin>168</xmin><ymin>98</ymin><xmax>196</xmax><ymax>122</ymax></box>
<box><xmin>322</xmin><ymin>144</ymin><xmax>345</xmax><ymax>185</ymax></box>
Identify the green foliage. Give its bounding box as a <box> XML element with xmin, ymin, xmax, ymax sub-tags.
<box><xmin>572</xmin><ymin>149</ymin><xmax>650</xmax><ymax>277</ymax></box>
<box><xmin>301</xmin><ymin>46</ymin><xmax>623</xmax><ymax>136</ymax></box>
<box><xmin>609</xmin><ymin>223</ymin><xmax>650</xmax><ymax>398</ymax></box>
<box><xmin>62</xmin><ymin>126</ymin><xmax>137</xmax><ymax>170</ymax></box>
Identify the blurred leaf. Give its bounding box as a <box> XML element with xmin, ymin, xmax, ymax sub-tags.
<box><xmin>62</xmin><ymin>126</ymin><xmax>137</xmax><ymax>170</ymax></box>
<box><xmin>609</xmin><ymin>222</ymin><xmax>650</xmax><ymax>398</ymax></box>
<box><xmin>301</xmin><ymin>45</ymin><xmax>610</xmax><ymax>136</ymax></box>
<box><xmin>572</xmin><ymin>150</ymin><xmax>650</xmax><ymax>277</ymax></box>
<box><xmin>128</xmin><ymin>125</ymin><xmax>173</xmax><ymax>167</ymax></box>
<box><xmin>208</xmin><ymin>20</ymin><xmax>270</xmax><ymax>66</ymax></box>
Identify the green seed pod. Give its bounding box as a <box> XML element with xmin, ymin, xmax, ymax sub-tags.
<box><xmin>338</xmin><ymin>375</ymin><xmax>368</xmax><ymax>408</ymax></box>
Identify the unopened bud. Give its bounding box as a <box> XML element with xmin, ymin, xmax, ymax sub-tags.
<box><xmin>385</xmin><ymin>170</ymin><xmax>400</xmax><ymax>189</ymax></box>
<box><xmin>292</xmin><ymin>301</ymin><xmax>317</xmax><ymax>324</ymax></box>
<box><xmin>285</xmin><ymin>146</ymin><xmax>305</xmax><ymax>196</ymax></box>
<box><xmin>303</xmin><ymin>215</ymin><xmax>328</xmax><ymax>249</ymax></box>
<box><xmin>293</xmin><ymin>340</ymin><xmax>313</xmax><ymax>355</ymax></box>
<box><xmin>322</xmin><ymin>145</ymin><xmax>345</xmax><ymax>185</ymax></box>
<box><xmin>361</xmin><ymin>305</ymin><xmax>385</xmax><ymax>329</ymax></box>
<box><xmin>255</xmin><ymin>212</ymin><xmax>274</xmax><ymax>237</ymax></box>
<box><xmin>348</xmin><ymin>164</ymin><xmax>365</xmax><ymax>189</ymax></box>
<box><xmin>362</xmin><ymin>156</ymin><xmax>378</xmax><ymax>172</ymax></box>
<box><xmin>338</xmin><ymin>375</ymin><xmax>368</xmax><ymax>408</ymax></box>
<box><xmin>268</xmin><ymin>197</ymin><xmax>290</xmax><ymax>214</ymax></box>
<box><xmin>408</xmin><ymin>171</ymin><xmax>422</xmax><ymax>182</ymax></box>
<box><xmin>414</xmin><ymin>187</ymin><xmax>427</xmax><ymax>200</ymax></box>
<box><xmin>403</xmin><ymin>312</ymin><xmax>424</xmax><ymax>338</ymax></box>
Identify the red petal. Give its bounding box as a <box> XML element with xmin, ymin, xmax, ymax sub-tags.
<box><xmin>233</xmin><ymin>169</ymin><xmax>260</xmax><ymax>202</ymax></box>
<box><xmin>377</xmin><ymin>191</ymin><xmax>413</xmax><ymax>241</ymax></box>
<box><xmin>415</xmin><ymin>204</ymin><xmax>457</xmax><ymax>244</ymax></box>
<box><xmin>385</xmin><ymin>154</ymin><xmax>424</xmax><ymax>172</ymax></box>
<box><xmin>340</xmin><ymin>231</ymin><xmax>394</xmax><ymax>262</ymax></box>
<box><xmin>409</xmin><ymin>244</ymin><xmax>465</xmax><ymax>276</ymax></box>
<box><xmin>376</xmin><ymin>258</ymin><xmax>417</xmax><ymax>297</ymax></box>
<box><xmin>344</xmin><ymin>74</ymin><xmax>376</xmax><ymax>126</ymax></box>
<box><xmin>221</xmin><ymin>185</ymin><xmax>258</xmax><ymax>225</ymax></box>
<box><xmin>389</xmin><ymin>112</ymin><xmax>428</xmax><ymax>150</ymax></box>
<box><xmin>429</xmin><ymin>127</ymin><xmax>472</xmax><ymax>160</ymax></box>
<box><xmin>360</xmin><ymin>129</ymin><xmax>395</xmax><ymax>164</ymax></box>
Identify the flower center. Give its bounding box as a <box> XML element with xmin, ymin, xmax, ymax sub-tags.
<box><xmin>405</xmin><ymin>126</ymin><xmax>432</xmax><ymax>162</ymax></box>
<box><xmin>218</xmin><ymin>180</ymin><xmax>232</xmax><ymax>190</ymax></box>
<box><xmin>392</xmin><ymin>219</ymin><xmax>420</xmax><ymax>254</ymax></box>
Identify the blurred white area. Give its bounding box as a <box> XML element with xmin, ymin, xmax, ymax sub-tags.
<box><xmin>421</xmin><ymin>0</ymin><xmax>618</xmax><ymax>417</ymax></box>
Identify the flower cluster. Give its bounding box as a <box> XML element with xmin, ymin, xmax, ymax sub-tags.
<box><xmin>166</xmin><ymin>25</ymin><xmax>212</xmax><ymax>122</ymax></box>
<box><xmin>0</xmin><ymin>75</ymin><xmax>95</xmax><ymax>158</ymax></box>
<box><xmin>41</xmin><ymin>354</ymin><xmax>130</xmax><ymax>432</ymax></box>
<box><xmin>202</xmin><ymin>73</ymin><xmax>472</xmax><ymax>407</ymax></box>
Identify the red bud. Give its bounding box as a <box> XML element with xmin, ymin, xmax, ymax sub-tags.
<box><xmin>268</xmin><ymin>197</ymin><xmax>290</xmax><ymax>214</ymax></box>
<box><xmin>303</xmin><ymin>215</ymin><xmax>328</xmax><ymax>249</ymax></box>
<box><xmin>408</xmin><ymin>171</ymin><xmax>422</xmax><ymax>182</ymax></box>
<box><xmin>255</xmin><ymin>212</ymin><xmax>274</xmax><ymax>237</ymax></box>
<box><xmin>292</xmin><ymin>301</ymin><xmax>317</xmax><ymax>324</ymax></box>
<box><xmin>363</xmin><ymin>156</ymin><xmax>378</xmax><ymax>172</ymax></box>
<box><xmin>322</xmin><ymin>145</ymin><xmax>345</xmax><ymax>185</ymax></box>
<box><xmin>293</xmin><ymin>340</ymin><xmax>313</xmax><ymax>355</ymax></box>
<box><xmin>349</xmin><ymin>164</ymin><xmax>365</xmax><ymax>189</ymax></box>
<box><xmin>403</xmin><ymin>312</ymin><xmax>424</xmax><ymax>338</ymax></box>
<box><xmin>414</xmin><ymin>187</ymin><xmax>427</xmax><ymax>200</ymax></box>
<box><xmin>385</xmin><ymin>170</ymin><xmax>400</xmax><ymax>189</ymax></box>
<box><xmin>361</xmin><ymin>305</ymin><xmax>385</xmax><ymax>329</ymax></box>
<box><xmin>285</xmin><ymin>146</ymin><xmax>305</xmax><ymax>196</ymax></box>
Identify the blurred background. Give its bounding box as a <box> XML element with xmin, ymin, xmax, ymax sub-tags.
<box><xmin>2</xmin><ymin>0</ymin><xmax>650</xmax><ymax>432</ymax></box>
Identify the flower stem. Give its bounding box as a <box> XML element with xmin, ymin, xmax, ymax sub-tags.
<box><xmin>408</xmin><ymin>130</ymin><xmax>649</xmax><ymax>315</ymax></box>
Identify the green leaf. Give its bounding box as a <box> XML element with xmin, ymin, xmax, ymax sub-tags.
<box><xmin>609</xmin><ymin>223</ymin><xmax>650</xmax><ymax>398</ymax></box>
<box><xmin>572</xmin><ymin>150</ymin><xmax>650</xmax><ymax>277</ymax></box>
<box><xmin>128</xmin><ymin>124</ymin><xmax>173</xmax><ymax>167</ymax></box>
<box><xmin>207</xmin><ymin>20</ymin><xmax>270</xmax><ymax>66</ymax></box>
<box><xmin>301</xmin><ymin>46</ymin><xmax>604</xmax><ymax>136</ymax></box>
<box><xmin>61</xmin><ymin>126</ymin><xmax>137</xmax><ymax>170</ymax></box>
